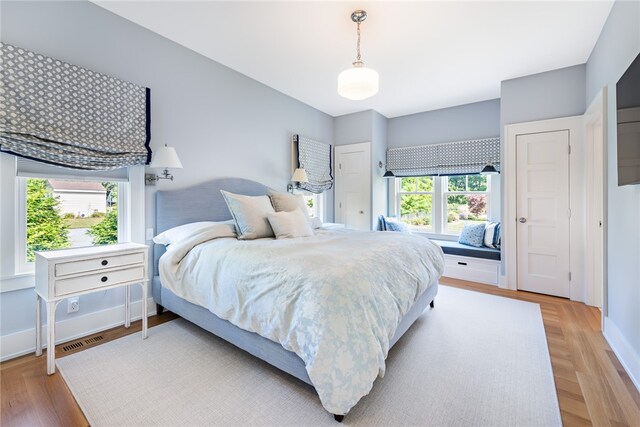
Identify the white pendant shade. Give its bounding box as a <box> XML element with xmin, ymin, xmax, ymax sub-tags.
<box><xmin>338</xmin><ymin>66</ymin><xmax>379</xmax><ymax>100</ymax></box>
<box><xmin>291</xmin><ymin>168</ymin><xmax>309</xmax><ymax>183</ymax></box>
<box><xmin>150</xmin><ymin>145</ymin><xmax>183</xmax><ymax>169</ymax></box>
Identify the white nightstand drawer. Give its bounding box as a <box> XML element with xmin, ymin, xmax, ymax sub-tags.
<box><xmin>55</xmin><ymin>252</ymin><xmax>144</xmax><ymax>277</ymax></box>
<box><xmin>55</xmin><ymin>266</ymin><xmax>145</xmax><ymax>296</ymax></box>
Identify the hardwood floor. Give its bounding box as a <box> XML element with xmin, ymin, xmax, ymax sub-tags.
<box><xmin>1</xmin><ymin>282</ymin><xmax>639</xmax><ymax>426</ymax></box>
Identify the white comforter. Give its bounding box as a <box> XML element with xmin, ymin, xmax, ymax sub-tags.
<box><xmin>159</xmin><ymin>227</ymin><xmax>444</xmax><ymax>415</ymax></box>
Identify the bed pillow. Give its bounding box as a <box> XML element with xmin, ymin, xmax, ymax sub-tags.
<box><xmin>484</xmin><ymin>222</ymin><xmax>501</xmax><ymax>249</ymax></box>
<box><xmin>267</xmin><ymin>209</ymin><xmax>314</xmax><ymax>239</ymax></box>
<box><xmin>268</xmin><ymin>189</ymin><xmax>324</xmax><ymax>228</ymax></box>
<box><xmin>153</xmin><ymin>220</ymin><xmax>236</xmax><ymax>246</ymax></box>
<box><xmin>458</xmin><ymin>222</ymin><xmax>486</xmax><ymax>247</ymax></box>
<box><xmin>267</xmin><ymin>190</ymin><xmax>310</xmax><ymax>218</ymax></box>
<box><xmin>220</xmin><ymin>191</ymin><xmax>275</xmax><ymax>240</ymax></box>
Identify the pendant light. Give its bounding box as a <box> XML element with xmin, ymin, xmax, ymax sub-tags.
<box><xmin>338</xmin><ymin>10</ymin><xmax>379</xmax><ymax>100</ymax></box>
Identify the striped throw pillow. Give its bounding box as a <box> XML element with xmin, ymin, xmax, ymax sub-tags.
<box><xmin>484</xmin><ymin>222</ymin><xmax>501</xmax><ymax>249</ymax></box>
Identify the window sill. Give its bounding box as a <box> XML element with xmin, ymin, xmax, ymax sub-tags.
<box><xmin>410</xmin><ymin>232</ymin><xmax>459</xmax><ymax>242</ymax></box>
<box><xmin>1</xmin><ymin>273</ymin><xmax>35</xmax><ymax>293</ymax></box>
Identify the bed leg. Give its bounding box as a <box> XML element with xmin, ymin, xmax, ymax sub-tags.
<box><xmin>430</xmin><ymin>299</ymin><xmax>435</xmax><ymax>308</ymax></box>
<box><xmin>157</xmin><ymin>304</ymin><xmax>164</xmax><ymax>315</ymax></box>
<box><xmin>333</xmin><ymin>414</ymin><xmax>344</xmax><ymax>423</ymax></box>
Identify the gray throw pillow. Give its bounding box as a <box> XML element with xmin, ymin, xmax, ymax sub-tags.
<box><xmin>220</xmin><ymin>190</ymin><xmax>275</xmax><ymax>240</ymax></box>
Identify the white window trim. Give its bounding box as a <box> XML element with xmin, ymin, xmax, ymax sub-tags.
<box><xmin>0</xmin><ymin>154</ymin><xmax>145</xmax><ymax>293</ymax></box>
<box><xmin>389</xmin><ymin>174</ymin><xmax>499</xmax><ymax>241</ymax></box>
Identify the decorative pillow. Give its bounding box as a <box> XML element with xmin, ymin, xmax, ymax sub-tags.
<box><xmin>309</xmin><ymin>217</ymin><xmax>323</xmax><ymax>229</ymax></box>
<box><xmin>458</xmin><ymin>222</ymin><xmax>486</xmax><ymax>247</ymax></box>
<box><xmin>220</xmin><ymin>191</ymin><xmax>275</xmax><ymax>240</ymax></box>
<box><xmin>377</xmin><ymin>215</ymin><xmax>411</xmax><ymax>233</ymax></box>
<box><xmin>153</xmin><ymin>220</ymin><xmax>235</xmax><ymax>246</ymax></box>
<box><xmin>484</xmin><ymin>222</ymin><xmax>501</xmax><ymax>249</ymax></box>
<box><xmin>267</xmin><ymin>189</ymin><xmax>310</xmax><ymax>219</ymax></box>
<box><xmin>267</xmin><ymin>209</ymin><xmax>314</xmax><ymax>239</ymax></box>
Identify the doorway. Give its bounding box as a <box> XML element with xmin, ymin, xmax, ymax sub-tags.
<box><xmin>334</xmin><ymin>142</ymin><xmax>371</xmax><ymax>230</ymax></box>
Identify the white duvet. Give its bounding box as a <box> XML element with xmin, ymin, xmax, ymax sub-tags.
<box><xmin>159</xmin><ymin>227</ymin><xmax>444</xmax><ymax>415</ymax></box>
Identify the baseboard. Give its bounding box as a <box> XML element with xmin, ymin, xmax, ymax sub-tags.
<box><xmin>0</xmin><ymin>297</ymin><xmax>157</xmax><ymax>362</ymax></box>
<box><xmin>603</xmin><ymin>316</ymin><xmax>640</xmax><ymax>393</ymax></box>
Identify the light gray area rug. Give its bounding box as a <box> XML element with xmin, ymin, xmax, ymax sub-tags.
<box><xmin>57</xmin><ymin>286</ymin><xmax>561</xmax><ymax>426</ymax></box>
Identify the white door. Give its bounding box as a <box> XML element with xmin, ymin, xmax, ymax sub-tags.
<box><xmin>516</xmin><ymin>130</ymin><xmax>570</xmax><ymax>297</ymax></box>
<box><xmin>335</xmin><ymin>143</ymin><xmax>371</xmax><ymax>230</ymax></box>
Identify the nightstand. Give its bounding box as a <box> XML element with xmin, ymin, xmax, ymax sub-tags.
<box><xmin>35</xmin><ymin>242</ymin><xmax>149</xmax><ymax>375</ymax></box>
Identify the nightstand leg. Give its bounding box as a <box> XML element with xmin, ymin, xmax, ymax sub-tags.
<box><xmin>35</xmin><ymin>294</ymin><xmax>42</xmax><ymax>357</ymax></box>
<box><xmin>142</xmin><ymin>281</ymin><xmax>148</xmax><ymax>339</ymax></box>
<box><xmin>47</xmin><ymin>301</ymin><xmax>57</xmax><ymax>375</ymax></box>
<box><xmin>124</xmin><ymin>285</ymin><xmax>131</xmax><ymax>328</ymax></box>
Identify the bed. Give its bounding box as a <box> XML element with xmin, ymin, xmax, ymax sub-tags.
<box><xmin>152</xmin><ymin>178</ymin><xmax>443</xmax><ymax>421</ymax></box>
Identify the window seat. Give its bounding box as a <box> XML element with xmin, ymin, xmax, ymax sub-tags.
<box><xmin>431</xmin><ymin>239</ymin><xmax>501</xmax><ymax>285</ymax></box>
<box><xmin>432</xmin><ymin>240</ymin><xmax>501</xmax><ymax>261</ymax></box>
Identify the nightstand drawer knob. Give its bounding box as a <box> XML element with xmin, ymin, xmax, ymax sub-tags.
<box><xmin>101</xmin><ymin>276</ymin><xmax>108</xmax><ymax>282</ymax></box>
<box><xmin>101</xmin><ymin>259</ymin><xmax>108</xmax><ymax>266</ymax></box>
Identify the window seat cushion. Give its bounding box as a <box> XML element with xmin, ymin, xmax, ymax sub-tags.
<box><xmin>432</xmin><ymin>239</ymin><xmax>501</xmax><ymax>261</ymax></box>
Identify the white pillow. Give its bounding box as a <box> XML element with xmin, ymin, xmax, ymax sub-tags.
<box><xmin>221</xmin><ymin>190</ymin><xmax>275</xmax><ymax>240</ymax></box>
<box><xmin>267</xmin><ymin>209</ymin><xmax>314</xmax><ymax>239</ymax></box>
<box><xmin>153</xmin><ymin>220</ymin><xmax>235</xmax><ymax>246</ymax></box>
<box><xmin>267</xmin><ymin>189</ymin><xmax>310</xmax><ymax>218</ymax></box>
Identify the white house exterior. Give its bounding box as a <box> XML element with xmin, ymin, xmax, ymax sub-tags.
<box><xmin>48</xmin><ymin>180</ymin><xmax>107</xmax><ymax>217</ymax></box>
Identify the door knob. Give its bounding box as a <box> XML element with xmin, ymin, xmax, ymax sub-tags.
<box><xmin>518</xmin><ymin>217</ymin><xmax>527</xmax><ymax>223</ymax></box>
<box><xmin>359</xmin><ymin>210</ymin><xmax>364</xmax><ymax>214</ymax></box>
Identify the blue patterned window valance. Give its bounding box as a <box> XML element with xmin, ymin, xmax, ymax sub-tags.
<box><xmin>294</xmin><ymin>134</ymin><xmax>333</xmax><ymax>193</ymax></box>
<box><xmin>0</xmin><ymin>43</ymin><xmax>151</xmax><ymax>170</ymax></box>
<box><xmin>386</xmin><ymin>137</ymin><xmax>500</xmax><ymax>177</ymax></box>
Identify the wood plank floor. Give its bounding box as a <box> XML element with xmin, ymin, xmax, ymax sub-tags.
<box><xmin>2</xmin><ymin>281</ymin><xmax>639</xmax><ymax>426</ymax></box>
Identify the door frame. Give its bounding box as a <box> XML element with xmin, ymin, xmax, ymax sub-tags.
<box><xmin>584</xmin><ymin>87</ymin><xmax>608</xmax><ymax>315</ymax></box>
<box><xmin>504</xmin><ymin>116</ymin><xmax>585</xmax><ymax>302</ymax></box>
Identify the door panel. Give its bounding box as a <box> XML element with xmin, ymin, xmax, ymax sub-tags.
<box><xmin>335</xmin><ymin>143</ymin><xmax>371</xmax><ymax>231</ymax></box>
<box><xmin>516</xmin><ymin>130</ymin><xmax>570</xmax><ymax>297</ymax></box>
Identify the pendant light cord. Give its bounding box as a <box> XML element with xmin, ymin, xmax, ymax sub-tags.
<box><xmin>356</xmin><ymin>21</ymin><xmax>362</xmax><ymax>63</ymax></box>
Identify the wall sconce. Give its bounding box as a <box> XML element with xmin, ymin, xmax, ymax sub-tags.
<box><xmin>287</xmin><ymin>168</ymin><xmax>309</xmax><ymax>193</ymax></box>
<box><xmin>480</xmin><ymin>160</ymin><xmax>499</xmax><ymax>175</ymax></box>
<box><xmin>378</xmin><ymin>160</ymin><xmax>395</xmax><ymax>178</ymax></box>
<box><xmin>145</xmin><ymin>144</ymin><xmax>183</xmax><ymax>185</ymax></box>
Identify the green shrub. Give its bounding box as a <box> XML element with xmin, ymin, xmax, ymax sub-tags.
<box><xmin>90</xmin><ymin>211</ymin><xmax>105</xmax><ymax>218</ymax></box>
<box><xmin>26</xmin><ymin>179</ymin><xmax>70</xmax><ymax>261</ymax></box>
<box><xmin>62</xmin><ymin>212</ymin><xmax>76</xmax><ymax>219</ymax></box>
<box><xmin>87</xmin><ymin>209</ymin><xmax>118</xmax><ymax>245</ymax></box>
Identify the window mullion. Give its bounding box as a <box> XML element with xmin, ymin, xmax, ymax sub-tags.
<box><xmin>433</xmin><ymin>176</ymin><xmax>443</xmax><ymax>234</ymax></box>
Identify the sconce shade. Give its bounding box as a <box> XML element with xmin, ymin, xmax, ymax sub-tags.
<box><xmin>150</xmin><ymin>145</ymin><xmax>183</xmax><ymax>169</ymax></box>
<box><xmin>383</xmin><ymin>170</ymin><xmax>395</xmax><ymax>178</ymax></box>
<box><xmin>480</xmin><ymin>163</ymin><xmax>499</xmax><ymax>175</ymax></box>
<box><xmin>291</xmin><ymin>168</ymin><xmax>309</xmax><ymax>183</ymax></box>
<box><xmin>338</xmin><ymin>66</ymin><xmax>379</xmax><ymax>100</ymax></box>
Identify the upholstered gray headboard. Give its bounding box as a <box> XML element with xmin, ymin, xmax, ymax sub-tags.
<box><xmin>153</xmin><ymin>177</ymin><xmax>269</xmax><ymax>275</ymax></box>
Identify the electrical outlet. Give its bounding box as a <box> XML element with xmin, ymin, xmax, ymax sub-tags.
<box><xmin>146</xmin><ymin>228</ymin><xmax>154</xmax><ymax>241</ymax></box>
<box><xmin>67</xmin><ymin>297</ymin><xmax>79</xmax><ymax>313</ymax></box>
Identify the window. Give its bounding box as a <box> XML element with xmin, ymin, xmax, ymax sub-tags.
<box><xmin>302</xmin><ymin>192</ymin><xmax>324</xmax><ymax>220</ymax></box>
<box><xmin>443</xmin><ymin>175</ymin><xmax>489</xmax><ymax>234</ymax></box>
<box><xmin>398</xmin><ymin>177</ymin><xmax>434</xmax><ymax>232</ymax></box>
<box><xmin>393</xmin><ymin>174</ymin><xmax>495</xmax><ymax>237</ymax></box>
<box><xmin>17</xmin><ymin>177</ymin><xmax>125</xmax><ymax>272</ymax></box>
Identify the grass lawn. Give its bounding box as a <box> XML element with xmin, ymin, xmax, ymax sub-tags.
<box><xmin>446</xmin><ymin>219</ymin><xmax>486</xmax><ymax>234</ymax></box>
<box><xmin>64</xmin><ymin>217</ymin><xmax>102</xmax><ymax>229</ymax></box>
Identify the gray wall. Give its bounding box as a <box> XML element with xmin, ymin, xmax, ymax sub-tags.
<box><xmin>388</xmin><ymin>99</ymin><xmax>501</xmax><ymax>148</ymax></box>
<box><xmin>500</xmin><ymin>64</ymin><xmax>586</xmax><ymax>128</ymax></box>
<box><xmin>0</xmin><ymin>1</ymin><xmax>333</xmax><ymax>337</ymax></box>
<box><xmin>585</xmin><ymin>0</ymin><xmax>640</xmax><ymax>363</ymax></box>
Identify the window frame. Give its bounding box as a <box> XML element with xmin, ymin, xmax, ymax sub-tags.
<box><xmin>442</xmin><ymin>175</ymin><xmax>491</xmax><ymax>235</ymax></box>
<box><xmin>391</xmin><ymin>174</ymin><xmax>498</xmax><ymax>240</ymax></box>
<box><xmin>15</xmin><ymin>177</ymin><xmax>130</xmax><ymax>275</ymax></box>
<box><xmin>396</xmin><ymin>177</ymin><xmax>436</xmax><ymax>233</ymax></box>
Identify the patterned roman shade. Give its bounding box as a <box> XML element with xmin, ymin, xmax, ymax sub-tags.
<box><xmin>0</xmin><ymin>43</ymin><xmax>151</xmax><ymax>170</ymax></box>
<box><xmin>386</xmin><ymin>137</ymin><xmax>500</xmax><ymax>177</ymax></box>
<box><xmin>294</xmin><ymin>134</ymin><xmax>333</xmax><ymax>193</ymax></box>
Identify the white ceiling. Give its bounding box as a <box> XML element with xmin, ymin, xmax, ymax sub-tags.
<box><xmin>93</xmin><ymin>1</ymin><xmax>613</xmax><ymax>118</ymax></box>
